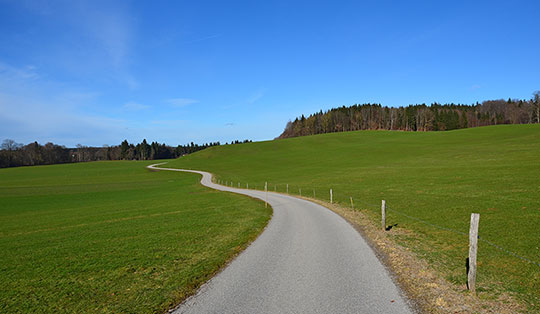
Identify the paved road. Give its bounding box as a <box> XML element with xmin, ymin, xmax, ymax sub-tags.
<box><xmin>148</xmin><ymin>164</ymin><xmax>414</xmax><ymax>314</ymax></box>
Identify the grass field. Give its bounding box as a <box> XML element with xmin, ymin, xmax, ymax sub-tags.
<box><xmin>0</xmin><ymin>161</ymin><xmax>271</xmax><ymax>313</ymax></box>
<box><xmin>167</xmin><ymin>124</ymin><xmax>540</xmax><ymax>310</ymax></box>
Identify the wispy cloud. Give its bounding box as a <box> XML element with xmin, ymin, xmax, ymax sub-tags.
<box><xmin>0</xmin><ymin>60</ymin><xmax>134</xmax><ymax>146</ymax></box>
<box><xmin>0</xmin><ymin>62</ymin><xmax>39</xmax><ymax>81</ymax></box>
<box><xmin>63</xmin><ymin>1</ymin><xmax>134</xmax><ymax>70</ymax></box>
<box><xmin>221</xmin><ymin>89</ymin><xmax>266</xmax><ymax>110</ymax></box>
<box><xmin>471</xmin><ymin>84</ymin><xmax>481</xmax><ymax>90</ymax></box>
<box><xmin>123</xmin><ymin>101</ymin><xmax>150</xmax><ymax>111</ymax></box>
<box><xmin>151</xmin><ymin>119</ymin><xmax>190</xmax><ymax>125</ymax></box>
<box><xmin>182</xmin><ymin>34</ymin><xmax>221</xmax><ymax>44</ymax></box>
<box><xmin>13</xmin><ymin>1</ymin><xmax>136</xmax><ymax>89</ymax></box>
<box><xmin>0</xmin><ymin>91</ymin><xmax>130</xmax><ymax>146</ymax></box>
<box><xmin>167</xmin><ymin>98</ymin><xmax>198</xmax><ymax>107</ymax></box>
<box><xmin>247</xmin><ymin>90</ymin><xmax>265</xmax><ymax>104</ymax></box>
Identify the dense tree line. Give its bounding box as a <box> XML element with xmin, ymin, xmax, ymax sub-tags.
<box><xmin>279</xmin><ymin>92</ymin><xmax>540</xmax><ymax>138</ymax></box>
<box><xmin>0</xmin><ymin>139</ymin><xmax>251</xmax><ymax>168</ymax></box>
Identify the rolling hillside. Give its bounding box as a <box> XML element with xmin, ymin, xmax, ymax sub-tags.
<box><xmin>167</xmin><ymin>124</ymin><xmax>540</xmax><ymax>310</ymax></box>
<box><xmin>0</xmin><ymin>161</ymin><xmax>270</xmax><ymax>313</ymax></box>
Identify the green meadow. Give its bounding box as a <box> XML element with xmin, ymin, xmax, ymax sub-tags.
<box><xmin>168</xmin><ymin>124</ymin><xmax>540</xmax><ymax>310</ymax></box>
<box><xmin>0</xmin><ymin>161</ymin><xmax>270</xmax><ymax>313</ymax></box>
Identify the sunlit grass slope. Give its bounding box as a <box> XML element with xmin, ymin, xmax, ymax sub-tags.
<box><xmin>168</xmin><ymin>124</ymin><xmax>540</xmax><ymax>309</ymax></box>
<box><xmin>0</xmin><ymin>161</ymin><xmax>270</xmax><ymax>313</ymax></box>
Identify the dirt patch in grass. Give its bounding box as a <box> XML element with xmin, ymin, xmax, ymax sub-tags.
<box><xmin>304</xmin><ymin>197</ymin><xmax>526</xmax><ymax>313</ymax></box>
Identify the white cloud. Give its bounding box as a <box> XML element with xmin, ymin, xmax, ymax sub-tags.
<box><xmin>167</xmin><ymin>98</ymin><xmax>199</xmax><ymax>107</ymax></box>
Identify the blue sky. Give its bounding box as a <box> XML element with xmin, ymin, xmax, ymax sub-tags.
<box><xmin>1</xmin><ymin>0</ymin><xmax>539</xmax><ymax>147</ymax></box>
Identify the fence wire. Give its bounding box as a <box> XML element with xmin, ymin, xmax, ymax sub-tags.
<box><xmin>223</xmin><ymin>179</ymin><xmax>540</xmax><ymax>268</ymax></box>
<box><xmin>372</xmin><ymin>200</ymin><xmax>539</xmax><ymax>268</ymax></box>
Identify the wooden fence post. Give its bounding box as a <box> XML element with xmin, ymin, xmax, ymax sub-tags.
<box><xmin>313</xmin><ymin>189</ymin><xmax>316</xmax><ymax>198</ymax></box>
<box><xmin>265</xmin><ymin>182</ymin><xmax>268</xmax><ymax>208</ymax></box>
<box><xmin>286</xmin><ymin>184</ymin><xmax>289</xmax><ymax>194</ymax></box>
<box><xmin>350</xmin><ymin>197</ymin><xmax>354</xmax><ymax>209</ymax></box>
<box><xmin>381</xmin><ymin>200</ymin><xmax>386</xmax><ymax>231</ymax></box>
<box><xmin>468</xmin><ymin>213</ymin><xmax>480</xmax><ymax>295</ymax></box>
<box><xmin>299</xmin><ymin>188</ymin><xmax>302</xmax><ymax>196</ymax></box>
<box><xmin>330</xmin><ymin>189</ymin><xmax>333</xmax><ymax>203</ymax></box>
<box><xmin>246</xmin><ymin>183</ymin><xmax>249</xmax><ymax>189</ymax></box>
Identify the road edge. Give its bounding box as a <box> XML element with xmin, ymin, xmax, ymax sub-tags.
<box><xmin>147</xmin><ymin>163</ymin><xmax>275</xmax><ymax>314</ymax></box>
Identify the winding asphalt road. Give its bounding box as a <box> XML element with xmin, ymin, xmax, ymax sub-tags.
<box><xmin>148</xmin><ymin>164</ymin><xmax>414</xmax><ymax>314</ymax></box>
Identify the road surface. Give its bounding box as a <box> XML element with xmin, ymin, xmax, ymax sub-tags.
<box><xmin>147</xmin><ymin>164</ymin><xmax>414</xmax><ymax>314</ymax></box>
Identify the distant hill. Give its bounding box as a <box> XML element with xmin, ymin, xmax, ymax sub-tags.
<box><xmin>278</xmin><ymin>93</ymin><xmax>540</xmax><ymax>138</ymax></box>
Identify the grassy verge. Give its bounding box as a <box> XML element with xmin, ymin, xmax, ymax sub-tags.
<box><xmin>300</xmin><ymin>195</ymin><xmax>525</xmax><ymax>313</ymax></box>
<box><xmin>0</xmin><ymin>161</ymin><xmax>271</xmax><ymax>313</ymax></box>
<box><xmin>167</xmin><ymin>124</ymin><xmax>540</xmax><ymax>311</ymax></box>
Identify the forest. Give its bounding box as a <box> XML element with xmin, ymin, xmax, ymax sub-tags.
<box><xmin>279</xmin><ymin>92</ymin><xmax>540</xmax><ymax>138</ymax></box>
<box><xmin>0</xmin><ymin>139</ymin><xmax>251</xmax><ymax>168</ymax></box>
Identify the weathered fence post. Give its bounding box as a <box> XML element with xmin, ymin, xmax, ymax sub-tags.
<box><xmin>313</xmin><ymin>189</ymin><xmax>316</xmax><ymax>198</ymax></box>
<box><xmin>246</xmin><ymin>183</ymin><xmax>249</xmax><ymax>189</ymax></box>
<box><xmin>286</xmin><ymin>184</ymin><xmax>289</xmax><ymax>194</ymax></box>
<box><xmin>350</xmin><ymin>197</ymin><xmax>354</xmax><ymax>209</ymax></box>
<box><xmin>238</xmin><ymin>182</ymin><xmax>240</xmax><ymax>188</ymax></box>
<box><xmin>381</xmin><ymin>200</ymin><xmax>386</xmax><ymax>231</ymax></box>
<box><xmin>299</xmin><ymin>188</ymin><xmax>302</xmax><ymax>196</ymax></box>
<box><xmin>468</xmin><ymin>213</ymin><xmax>480</xmax><ymax>295</ymax></box>
<box><xmin>330</xmin><ymin>189</ymin><xmax>333</xmax><ymax>203</ymax></box>
<box><xmin>265</xmin><ymin>182</ymin><xmax>268</xmax><ymax>208</ymax></box>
